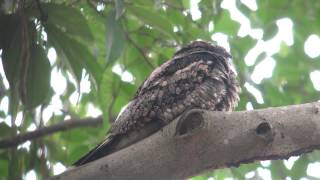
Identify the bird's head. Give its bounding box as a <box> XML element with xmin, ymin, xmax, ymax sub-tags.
<box><xmin>174</xmin><ymin>41</ymin><xmax>232</xmax><ymax>59</ymax></box>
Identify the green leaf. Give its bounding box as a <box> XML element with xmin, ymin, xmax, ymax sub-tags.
<box><xmin>42</xmin><ymin>3</ymin><xmax>94</xmax><ymax>42</ymax></box>
<box><xmin>8</xmin><ymin>148</ymin><xmax>23</xmax><ymax>180</ymax></box>
<box><xmin>255</xmin><ymin>1</ymin><xmax>289</xmax><ymax>26</ymax></box>
<box><xmin>182</xmin><ymin>0</ymin><xmax>190</xmax><ymax>9</ymax></box>
<box><xmin>1</xmin><ymin>17</ymin><xmax>21</xmax><ymax>87</ymax></box>
<box><xmin>190</xmin><ymin>175</ymin><xmax>208</xmax><ymax>180</ymax></box>
<box><xmin>105</xmin><ymin>10</ymin><xmax>126</xmax><ymax>66</ymax></box>
<box><xmin>214</xmin><ymin>169</ymin><xmax>233</xmax><ymax>180</ymax></box>
<box><xmin>0</xmin><ymin>159</ymin><xmax>8</xmax><ymax>178</ymax></box>
<box><xmin>1</xmin><ymin>14</ymin><xmax>21</xmax><ymax>117</ymax></box>
<box><xmin>262</xmin><ymin>23</ymin><xmax>278</xmax><ymax>40</ymax></box>
<box><xmin>278</xmin><ymin>42</ymin><xmax>290</xmax><ymax>57</ymax></box>
<box><xmin>127</xmin><ymin>5</ymin><xmax>175</xmax><ymax>38</ymax></box>
<box><xmin>78</xmin><ymin>2</ymin><xmax>107</xmax><ymax>66</ymax></box>
<box><xmin>23</xmin><ymin>44</ymin><xmax>51</xmax><ymax>109</ymax></box>
<box><xmin>98</xmin><ymin>69</ymin><xmax>116</xmax><ymax>122</ymax></box>
<box><xmin>270</xmin><ymin>160</ymin><xmax>287</xmax><ymax>179</ymax></box>
<box><xmin>290</xmin><ymin>155</ymin><xmax>308</xmax><ymax>180</ymax></box>
<box><xmin>0</xmin><ymin>122</ymin><xmax>14</xmax><ymax>137</ymax></box>
<box><xmin>214</xmin><ymin>10</ymin><xmax>240</xmax><ymax>35</ymax></box>
<box><xmin>0</xmin><ymin>14</ymin><xmax>18</xmax><ymax>49</ymax></box>
<box><xmin>230</xmin><ymin>162</ymin><xmax>260</xmax><ymax>179</ymax></box>
<box><xmin>2</xmin><ymin>16</ymin><xmax>47</xmax><ymax>111</ymax></box>
<box><xmin>45</xmin><ymin>24</ymin><xmax>102</xmax><ymax>87</ymax></box>
<box><xmin>68</xmin><ymin>144</ymin><xmax>90</xmax><ymax>164</ymax></box>
<box><xmin>308</xmin><ymin>151</ymin><xmax>320</xmax><ymax>162</ymax></box>
<box><xmin>132</xmin><ymin>0</ymin><xmax>154</xmax><ymax>6</ymax></box>
<box><xmin>0</xmin><ymin>111</ymin><xmax>5</xmax><ymax>118</ymax></box>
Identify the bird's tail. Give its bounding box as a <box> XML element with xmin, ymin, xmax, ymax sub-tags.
<box><xmin>73</xmin><ymin>135</ymin><xmax>118</xmax><ymax>166</ymax></box>
<box><xmin>73</xmin><ymin>120</ymin><xmax>163</xmax><ymax>166</ymax></box>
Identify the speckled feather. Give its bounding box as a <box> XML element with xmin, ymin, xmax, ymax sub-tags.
<box><xmin>74</xmin><ymin>41</ymin><xmax>240</xmax><ymax>166</ymax></box>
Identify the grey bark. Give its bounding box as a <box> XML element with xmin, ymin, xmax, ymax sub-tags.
<box><xmin>50</xmin><ymin>102</ymin><xmax>320</xmax><ymax>180</ymax></box>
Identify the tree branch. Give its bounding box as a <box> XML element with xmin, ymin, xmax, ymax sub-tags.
<box><xmin>50</xmin><ymin>102</ymin><xmax>320</xmax><ymax>180</ymax></box>
<box><xmin>125</xmin><ymin>33</ymin><xmax>156</xmax><ymax>69</ymax></box>
<box><xmin>0</xmin><ymin>116</ymin><xmax>103</xmax><ymax>148</ymax></box>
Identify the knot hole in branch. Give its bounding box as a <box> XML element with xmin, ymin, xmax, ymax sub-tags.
<box><xmin>175</xmin><ymin>109</ymin><xmax>204</xmax><ymax>136</ymax></box>
<box><xmin>255</xmin><ymin>122</ymin><xmax>274</xmax><ymax>143</ymax></box>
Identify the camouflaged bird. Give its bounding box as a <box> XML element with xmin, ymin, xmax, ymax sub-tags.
<box><xmin>74</xmin><ymin>41</ymin><xmax>240</xmax><ymax>166</ymax></box>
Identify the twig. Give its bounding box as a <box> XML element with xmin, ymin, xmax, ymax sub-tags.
<box><xmin>162</xmin><ymin>2</ymin><xmax>185</xmax><ymax>11</ymax></box>
<box><xmin>125</xmin><ymin>33</ymin><xmax>155</xmax><ymax>69</ymax></box>
<box><xmin>35</xmin><ymin>0</ymin><xmax>48</xmax><ymax>22</ymax></box>
<box><xmin>0</xmin><ymin>116</ymin><xmax>103</xmax><ymax>148</ymax></box>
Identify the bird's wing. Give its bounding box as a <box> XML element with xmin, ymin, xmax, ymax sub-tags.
<box><xmin>72</xmin><ymin>118</ymin><xmax>163</xmax><ymax>166</ymax></box>
<box><xmin>73</xmin><ymin>135</ymin><xmax>115</xmax><ymax>166</ymax></box>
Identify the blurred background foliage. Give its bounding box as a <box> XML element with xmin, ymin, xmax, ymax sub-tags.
<box><xmin>0</xmin><ymin>0</ymin><xmax>320</xmax><ymax>179</ymax></box>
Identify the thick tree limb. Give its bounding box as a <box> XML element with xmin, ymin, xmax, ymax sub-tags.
<box><xmin>50</xmin><ymin>102</ymin><xmax>320</xmax><ymax>180</ymax></box>
<box><xmin>0</xmin><ymin>116</ymin><xmax>103</xmax><ymax>148</ymax></box>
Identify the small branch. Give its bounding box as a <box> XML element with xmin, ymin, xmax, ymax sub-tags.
<box><xmin>35</xmin><ymin>0</ymin><xmax>48</xmax><ymax>22</ymax></box>
<box><xmin>125</xmin><ymin>33</ymin><xmax>155</xmax><ymax>69</ymax></box>
<box><xmin>162</xmin><ymin>2</ymin><xmax>186</xmax><ymax>11</ymax></box>
<box><xmin>51</xmin><ymin>102</ymin><xmax>320</xmax><ymax>180</ymax></box>
<box><xmin>0</xmin><ymin>116</ymin><xmax>103</xmax><ymax>149</ymax></box>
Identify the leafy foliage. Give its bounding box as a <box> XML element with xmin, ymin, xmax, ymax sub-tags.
<box><xmin>0</xmin><ymin>0</ymin><xmax>320</xmax><ymax>179</ymax></box>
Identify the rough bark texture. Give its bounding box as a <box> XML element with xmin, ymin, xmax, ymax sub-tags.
<box><xmin>50</xmin><ymin>102</ymin><xmax>320</xmax><ymax>180</ymax></box>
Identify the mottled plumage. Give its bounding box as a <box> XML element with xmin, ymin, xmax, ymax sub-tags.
<box><xmin>74</xmin><ymin>41</ymin><xmax>240</xmax><ymax>166</ymax></box>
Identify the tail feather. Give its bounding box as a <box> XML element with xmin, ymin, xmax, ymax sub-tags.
<box><xmin>73</xmin><ymin>120</ymin><xmax>163</xmax><ymax>166</ymax></box>
<box><xmin>73</xmin><ymin>135</ymin><xmax>118</xmax><ymax>166</ymax></box>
